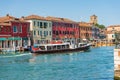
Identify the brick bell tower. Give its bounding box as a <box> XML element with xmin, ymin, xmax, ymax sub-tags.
<box><xmin>90</xmin><ymin>15</ymin><xmax>98</xmax><ymax>24</ymax></box>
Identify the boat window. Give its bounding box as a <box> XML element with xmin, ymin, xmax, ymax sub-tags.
<box><xmin>47</xmin><ymin>46</ymin><xmax>52</xmax><ymax>50</ymax></box>
<box><xmin>57</xmin><ymin>45</ymin><xmax>61</xmax><ymax>49</ymax></box>
<box><xmin>62</xmin><ymin>45</ymin><xmax>65</xmax><ymax>49</ymax></box>
<box><xmin>66</xmin><ymin>44</ymin><xmax>69</xmax><ymax>49</ymax></box>
<box><xmin>53</xmin><ymin>46</ymin><xmax>56</xmax><ymax>50</ymax></box>
<box><xmin>39</xmin><ymin>46</ymin><xmax>45</xmax><ymax>50</ymax></box>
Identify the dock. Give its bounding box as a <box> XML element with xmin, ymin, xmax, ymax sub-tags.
<box><xmin>114</xmin><ymin>48</ymin><xmax>120</xmax><ymax>78</ymax></box>
<box><xmin>91</xmin><ymin>41</ymin><xmax>114</xmax><ymax>47</ymax></box>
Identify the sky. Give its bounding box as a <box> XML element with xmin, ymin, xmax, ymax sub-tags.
<box><xmin>0</xmin><ymin>0</ymin><xmax>120</xmax><ymax>26</ymax></box>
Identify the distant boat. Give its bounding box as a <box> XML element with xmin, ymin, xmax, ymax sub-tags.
<box><xmin>31</xmin><ymin>41</ymin><xmax>90</xmax><ymax>54</ymax></box>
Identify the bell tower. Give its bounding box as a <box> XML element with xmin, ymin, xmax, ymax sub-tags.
<box><xmin>90</xmin><ymin>15</ymin><xmax>97</xmax><ymax>24</ymax></box>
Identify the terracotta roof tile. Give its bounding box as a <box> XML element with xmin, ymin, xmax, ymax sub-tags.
<box><xmin>23</xmin><ymin>15</ymin><xmax>46</xmax><ymax>20</ymax></box>
<box><xmin>0</xmin><ymin>14</ymin><xmax>30</xmax><ymax>23</ymax></box>
<box><xmin>107</xmin><ymin>25</ymin><xmax>120</xmax><ymax>28</ymax></box>
<box><xmin>105</xmin><ymin>31</ymin><xmax>114</xmax><ymax>34</ymax></box>
<box><xmin>79</xmin><ymin>22</ymin><xmax>92</xmax><ymax>27</ymax></box>
<box><xmin>0</xmin><ymin>14</ymin><xmax>18</xmax><ymax>23</ymax></box>
<box><xmin>46</xmin><ymin>16</ymin><xmax>77</xmax><ymax>23</ymax></box>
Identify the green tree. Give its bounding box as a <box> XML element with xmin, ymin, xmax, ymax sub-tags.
<box><xmin>95</xmin><ymin>23</ymin><xmax>105</xmax><ymax>29</ymax></box>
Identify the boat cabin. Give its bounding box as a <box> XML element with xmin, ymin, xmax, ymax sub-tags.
<box><xmin>78</xmin><ymin>43</ymin><xmax>87</xmax><ymax>47</ymax></box>
<box><xmin>34</xmin><ymin>43</ymin><xmax>70</xmax><ymax>51</ymax></box>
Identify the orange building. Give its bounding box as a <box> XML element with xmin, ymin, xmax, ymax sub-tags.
<box><xmin>79</xmin><ymin>22</ymin><xmax>92</xmax><ymax>40</ymax></box>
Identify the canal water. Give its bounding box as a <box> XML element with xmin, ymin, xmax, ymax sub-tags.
<box><xmin>0</xmin><ymin>46</ymin><xmax>114</xmax><ymax>80</ymax></box>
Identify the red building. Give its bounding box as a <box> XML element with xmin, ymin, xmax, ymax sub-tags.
<box><xmin>46</xmin><ymin>16</ymin><xmax>80</xmax><ymax>42</ymax></box>
<box><xmin>0</xmin><ymin>14</ymin><xmax>30</xmax><ymax>49</ymax></box>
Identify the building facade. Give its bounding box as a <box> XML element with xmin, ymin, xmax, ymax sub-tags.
<box><xmin>79</xmin><ymin>22</ymin><xmax>92</xmax><ymax>41</ymax></box>
<box><xmin>106</xmin><ymin>25</ymin><xmax>120</xmax><ymax>42</ymax></box>
<box><xmin>23</xmin><ymin>15</ymin><xmax>52</xmax><ymax>45</ymax></box>
<box><xmin>0</xmin><ymin>14</ymin><xmax>30</xmax><ymax>49</ymax></box>
<box><xmin>92</xmin><ymin>25</ymin><xmax>100</xmax><ymax>40</ymax></box>
<box><xmin>46</xmin><ymin>16</ymin><xmax>80</xmax><ymax>42</ymax></box>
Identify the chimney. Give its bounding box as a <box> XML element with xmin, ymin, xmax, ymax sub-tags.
<box><xmin>21</xmin><ymin>16</ymin><xmax>25</xmax><ymax>20</ymax></box>
<box><xmin>6</xmin><ymin>14</ymin><xmax>9</xmax><ymax>17</ymax></box>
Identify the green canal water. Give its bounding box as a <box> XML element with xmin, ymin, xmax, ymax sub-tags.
<box><xmin>0</xmin><ymin>46</ymin><xmax>114</xmax><ymax>80</ymax></box>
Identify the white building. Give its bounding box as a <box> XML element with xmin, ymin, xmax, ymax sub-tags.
<box><xmin>23</xmin><ymin>15</ymin><xmax>52</xmax><ymax>45</ymax></box>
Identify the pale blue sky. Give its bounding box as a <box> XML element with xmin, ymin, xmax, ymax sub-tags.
<box><xmin>0</xmin><ymin>0</ymin><xmax>120</xmax><ymax>26</ymax></box>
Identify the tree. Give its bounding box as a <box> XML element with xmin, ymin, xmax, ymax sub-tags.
<box><xmin>95</xmin><ymin>23</ymin><xmax>105</xmax><ymax>29</ymax></box>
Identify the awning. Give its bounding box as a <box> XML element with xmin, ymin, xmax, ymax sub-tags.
<box><xmin>0</xmin><ymin>38</ymin><xmax>7</xmax><ymax>41</ymax></box>
<box><xmin>8</xmin><ymin>37</ymin><xmax>21</xmax><ymax>40</ymax></box>
<box><xmin>22</xmin><ymin>37</ymin><xmax>28</xmax><ymax>40</ymax></box>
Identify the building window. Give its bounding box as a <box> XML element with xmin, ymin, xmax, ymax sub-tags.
<box><xmin>37</xmin><ymin>22</ymin><xmax>39</xmax><ymax>27</ymax></box>
<box><xmin>53</xmin><ymin>31</ymin><xmax>55</xmax><ymax>34</ymax></box>
<box><xmin>56</xmin><ymin>31</ymin><xmax>58</xmax><ymax>35</ymax></box>
<box><xmin>38</xmin><ymin>30</ymin><xmax>39</xmax><ymax>35</ymax></box>
<box><xmin>44</xmin><ymin>22</ymin><xmax>47</xmax><ymax>28</ymax></box>
<box><xmin>19</xmin><ymin>25</ymin><xmax>22</xmax><ymax>33</ymax></box>
<box><xmin>34</xmin><ymin>31</ymin><xmax>36</xmax><ymax>36</ymax></box>
<box><xmin>33</xmin><ymin>21</ymin><xmax>36</xmax><ymax>26</ymax></box>
<box><xmin>49</xmin><ymin>23</ymin><xmax>51</xmax><ymax>27</ymax></box>
<box><xmin>49</xmin><ymin>31</ymin><xmax>51</xmax><ymax>35</ymax></box>
<box><xmin>13</xmin><ymin>26</ymin><xmax>17</xmax><ymax>33</ymax></box>
<box><xmin>44</xmin><ymin>31</ymin><xmax>46</xmax><ymax>37</ymax></box>
<box><xmin>40</xmin><ymin>22</ymin><xmax>42</xmax><ymax>28</ymax></box>
<box><xmin>112</xmin><ymin>35</ymin><xmax>114</xmax><ymax>38</ymax></box>
<box><xmin>46</xmin><ymin>31</ymin><xmax>48</xmax><ymax>36</ymax></box>
<box><xmin>40</xmin><ymin>31</ymin><xmax>42</xmax><ymax>36</ymax></box>
<box><xmin>59</xmin><ymin>31</ymin><xmax>61</xmax><ymax>34</ymax></box>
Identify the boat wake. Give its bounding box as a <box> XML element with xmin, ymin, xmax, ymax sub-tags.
<box><xmin>0</xmin><ymin>53</ymin><xmax>32</xmax><ymax>58</ymax></box>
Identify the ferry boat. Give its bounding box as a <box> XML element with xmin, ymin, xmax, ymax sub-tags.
<box><xmin>30</xmin><ymin>41</ymin><xmax>90</xmax><ymax>54</ymax></box>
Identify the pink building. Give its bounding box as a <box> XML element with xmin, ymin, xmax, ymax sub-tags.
<box><xmin>46</xmin><ymin>16</ymin><xmax>80</xmax><ymax>42</ymax></box>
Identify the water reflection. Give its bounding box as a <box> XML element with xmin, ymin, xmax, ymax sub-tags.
<box><xmin>30</xmin><ymin>52</ymin><xmax>84</xmax><ymax>63</ymax></box>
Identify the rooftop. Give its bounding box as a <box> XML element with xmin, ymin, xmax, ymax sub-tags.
<box><xmin>0</xmin><ymin>14</ymin><xmax>19</xmax><ymax>23</ymax></box>
<box><xmin>107</xmin><ymin>25</ymin><xmax>120</xmax><ymax>28</ymax></box>
<box><xmin>46</xmin><ymin>16</ymin><xmax>77</xmax><ymax>23</ymax></box>
<box><xmin>0</xmin><ymin>14</ymin><xmax>28</xmax><ymax>23</ymax></box>
<box><xmin>23</xmin><ymin>15</ymin><xmax>46</xmax><ymax>20</ymax></box>
<box><xmin>79</xmin><ymin>22</ymin><xmax>93</xmax><ymax>27</ymax></box>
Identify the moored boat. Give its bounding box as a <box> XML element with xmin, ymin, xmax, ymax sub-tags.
<box><xmin>30</xmin><ymin>41</ymin><xmax>90</xmax><ymax>54</ymax></box>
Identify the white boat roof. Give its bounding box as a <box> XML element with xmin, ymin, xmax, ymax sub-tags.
<box><xmin>34</xmin><ymin>43</ymin><xmax>70</xmax><ymax>46</ymax></box>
